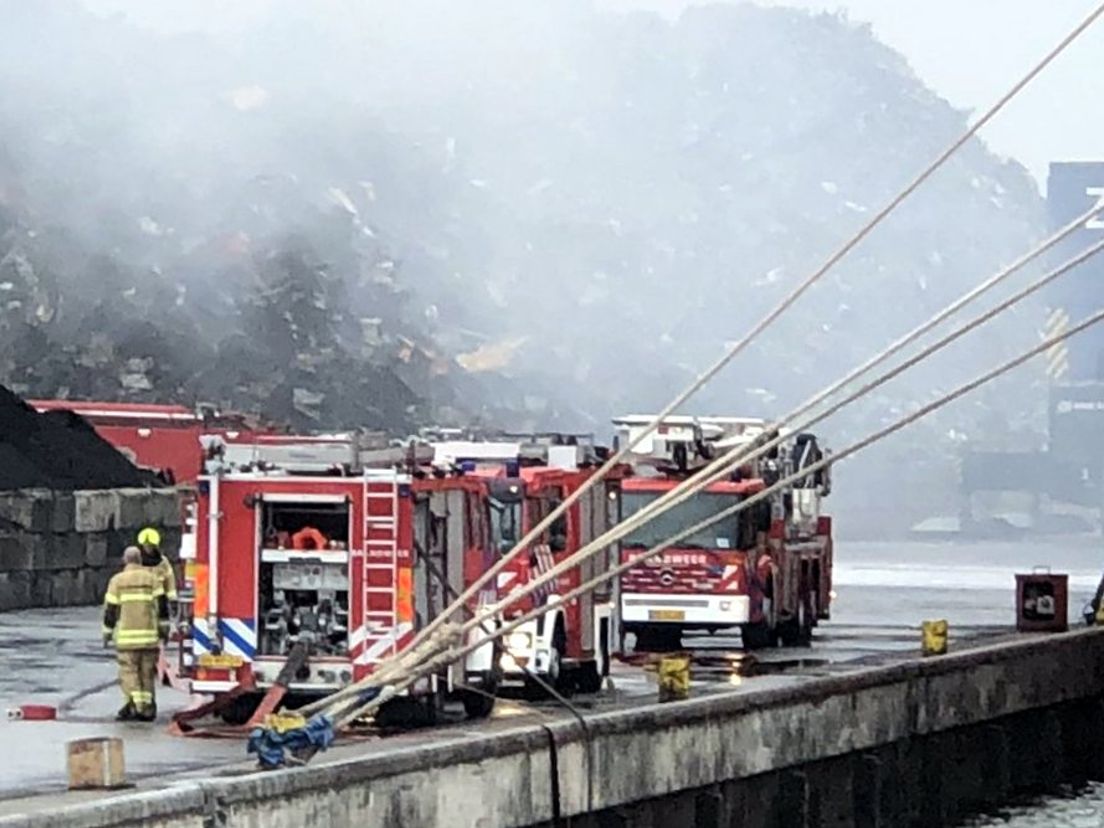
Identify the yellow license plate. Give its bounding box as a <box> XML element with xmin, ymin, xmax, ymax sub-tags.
<box><xmin>649</xmin><ymin>609</ymin><xmax>685</xmax><ymax>621</ymax></box>
<box><xmin>197</xmin><ymin>654</ymin><xmax>243</xmax><ymax>669</ymax></box>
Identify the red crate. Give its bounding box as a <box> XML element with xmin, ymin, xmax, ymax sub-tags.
<box><xmin>1015</xmin><ymin>571</ymin><xmax>1068</xmax><ymax>633</ymax></box>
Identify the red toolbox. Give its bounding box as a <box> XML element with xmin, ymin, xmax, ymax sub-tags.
<box><xmin>1015</xmin><ymin>568</ymin><xmax>1068</xmax><ymax>633</ymax></box>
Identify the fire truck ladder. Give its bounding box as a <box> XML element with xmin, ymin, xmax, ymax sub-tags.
<box><xmin>361</xmin><ymin>470</ymin><xmax>402</xmax><ymax>665</ymax></box>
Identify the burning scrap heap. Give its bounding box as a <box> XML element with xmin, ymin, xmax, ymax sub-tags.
<box><xmin>0</xmin><ymin>1</ymin><xmax>1048</xmax><ymax>527</ymax></box>
<box><xmin>0</xmin><ymin>164</ymin><xmax>448</xmax><ymax>434</ymax></box>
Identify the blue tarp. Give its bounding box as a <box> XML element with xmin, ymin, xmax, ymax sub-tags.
<box><xmin>246</xmin><ymin>687</ymin><xmax>383</xmax><ymax>769</ymax></box>
<box><xmin>247</xmin><ymin>713</ymin><xmax>336</xmax><ymax>769</ymax></box>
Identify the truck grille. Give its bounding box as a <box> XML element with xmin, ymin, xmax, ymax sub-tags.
<box><xmin>620</xmin><ymin>550</ymin><xmax>745</xmax><ymax>594</ymax></box>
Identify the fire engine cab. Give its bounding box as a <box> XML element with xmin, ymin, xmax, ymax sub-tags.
<box><xmin>433</xmin><ymin>436</ymin><xmax>626</xmax><ymax>694</ymax></box>
<box><xmin>612</xmin><ymin>415</ymin><xmax>833</xmax><ymax>651</ymax></box>
<box><xmin>183</xmin><ymin>434</ymin><xmax>499</xmax><ymax>723</ymax></box>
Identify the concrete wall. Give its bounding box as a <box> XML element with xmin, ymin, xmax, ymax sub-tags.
<box><xmin>4</xmin><ymin>628</ymin><xmax>1104</xmax><ymax>828</ymax></box>
<box><xmin>0</xmin><ymin>488</ymin><xmax>180</xmax><ymax>611</ymax></box>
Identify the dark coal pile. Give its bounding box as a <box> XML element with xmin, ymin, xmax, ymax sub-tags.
<box><xmin>0</xmin><ymin>385</ymin><xmax>158</xmax><ymax>491</ymax></box>
<box><xmin>0</xmin><ymin>1</ymin><xmax>1052</xmax><ymax>528</ymax></box>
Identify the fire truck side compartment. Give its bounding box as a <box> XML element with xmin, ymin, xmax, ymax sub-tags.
<box><xmin>259</xmin><ymin>499</ymin><xmax>352</xmax><ymax>657</ymax></box>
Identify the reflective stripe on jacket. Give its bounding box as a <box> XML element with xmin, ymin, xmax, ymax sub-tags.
<box><xmin>103</xmin><ymin>564</ymin><xmax>168</xmax><ymax>650</ymax></box>
<box><xmin>153</xmin><ymin>555</ymin><xmax>178</xmax><ymax>601</ymax></box>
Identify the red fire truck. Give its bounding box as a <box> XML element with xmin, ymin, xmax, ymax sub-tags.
<box><xmin>612</xmin><ymin>415</ymin><xmax>833</xmax><ymax>651</ymax></box>
<box><xmin>183</xmin><ymin>437</ymin><xmax>500</xmax><ymax>723</ymax></box>
<box><xmin>29</xmin><ymin>399</ymin><xmax>269</xmax><ymax>484</ymax></box>
<box><xmin>432</xmin><ymin>437</ymin><xmax>626</xmax><ymax>694</ymax></box>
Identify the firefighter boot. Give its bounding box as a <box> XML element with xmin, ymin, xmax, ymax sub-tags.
<box><xmin>134</xmin><ymin>650</ymin><xmax>159</xmax><ymax>722</ymax></box>
<box><xmin>115</xmin><ymin>701</ymin><xmax>136</xmax><ymax>721</ymax></box>
<box><xmin>136</xmin><ymin>697</ymin><xmax>157</xmax><ymax>722</ymax></box>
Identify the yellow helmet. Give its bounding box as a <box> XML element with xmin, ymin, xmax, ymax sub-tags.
<box><xmin>137</xmin><ymin>527</ymin><xmax>161</xmax><ymax>547</ymax></box>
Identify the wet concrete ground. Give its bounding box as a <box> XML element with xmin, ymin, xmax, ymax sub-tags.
<box><xmin>0</xmin><ymin>538</ymin><xmax>1094</xmax><ymax>817</ymax></box>
<box><xmin>0</xmin><ymin>608</ymin><xmax>1034</xmax><ymax>814</ymax></box>
<box><xmin>0</xmin><ymin>607</ymin><xmax>245</xmax><ymax>796</ymax></box>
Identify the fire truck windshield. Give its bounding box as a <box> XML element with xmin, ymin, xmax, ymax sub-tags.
<box><xmin>488</xmin><ymin>497</ymin><xmax>521</xmax><ymax>554</ymax></box>
<box><xmin>621</xmin><ymin>491</ymin><xmax>740</xmax><ymax>551</ymax></box>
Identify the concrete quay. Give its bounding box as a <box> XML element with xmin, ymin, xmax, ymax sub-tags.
<box><xmin>1</xmin><ymin>625</ymin><xmax>1101</xmax><ymax>828</ymax></box>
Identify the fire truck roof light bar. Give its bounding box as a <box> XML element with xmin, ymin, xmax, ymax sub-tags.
<box><xmin>254</xmin><ymin>493</ymin><xmax>349</xmax><ymax>504</ymax></box>
<box><xmin>431</xmin><ymin>440</ymin><xmax>596</xmax><ymax>470</ymax></box>
<box><xmin>612</xmin><ymin>414</ymin><xmax>784</xmax><ymax>472</ymax></box>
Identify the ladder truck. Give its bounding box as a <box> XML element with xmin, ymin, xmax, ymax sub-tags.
<box><xmin>432</xmin><ymin>435</ymin><xmax>627</xmax><ymax>694</ymax></box>
<box><xmin>179</xmin><ymin>434</ymin><xmax>500</xmax><ymax>725</ymax></box>
<box><xmin>612</xmin><ymin>415</ymin><xmax>834</xmax><ymax>651</ymax></box>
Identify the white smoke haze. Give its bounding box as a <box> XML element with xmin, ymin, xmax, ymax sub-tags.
<box><xmin>2</xmin><ymin>0</ymin><xmax>1084</xmax><ymax>533</ymax></box>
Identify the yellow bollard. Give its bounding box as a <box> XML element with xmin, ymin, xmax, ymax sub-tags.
<box><xmin>657</xmin><ymin>654</ymin><xmax>691</xmax><ymax>702</ymax></box>
<box><xmin>921</xmin><ymin>619</ymin><xmax>948</xmax><ymax>656</ymax></box>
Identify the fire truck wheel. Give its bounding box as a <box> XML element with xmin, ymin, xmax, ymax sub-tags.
<box><xmin>778</xmin><ymin>594</ymin><xmax>813</xmax><ymax>647</ymax></box>
<box><xmin>741</xmin><ymin>620</ymin><xmax>775</xmax><ymax>651</ymax></box>
<box><xmin>461</xmin><ymin>690</ymin><xmax>496</xmax><ymax>719</ymax></box>
<box><xmin>576</xmin><ymin>662</ymin><xmax>602</xmax><ymax>694</ymax></box>
<box><xmin>633</xmin><ymin>625</ymin><xmax>682</xmax><ymax>653</ymax></box>
<box><xmin>217</xmin><ymin>693</ymin><xmax>263</xmax><ymax>726</ymax></box>
<box><xmin>460</xmin><ymin>671</ymin><xmax>498</xmax><ymax>719</ymax></box>
<box><xmin>375</xmin><ymin>697</ymin><xmax>437</xmax><ymax>728</ymax></box>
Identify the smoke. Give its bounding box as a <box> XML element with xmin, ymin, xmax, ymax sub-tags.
<box><xmin>0</xmin><ymin>0</ymin><xmax>1051</xmax><ymax>530</ymax></box>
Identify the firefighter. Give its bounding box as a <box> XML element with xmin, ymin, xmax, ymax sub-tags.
<box><xmin>137</xmin><ymin>526</ymin><xmax>178</xmax><ymax>607</ymax></box>
<box><xmin>138</xmin><ymin>526</ymin><xmax>180</xmax><ymax>690</ymax></box>
<box><xmin>102</xmin><ymin>546</ymin><xmax>169</xmax><ymax>721</ymax></box>
<box><xmin>1091</xmin><ymin>570</ymin><xmax>1104</xmax><ymax>625</ymax></box>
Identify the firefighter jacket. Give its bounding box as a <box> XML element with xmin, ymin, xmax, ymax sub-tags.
<box><xmin>141</xmin><ymin>548</ymin><xmax>178</xmax><ymax>601</ymax></box>
<box><xmin>102</xmin><ymin>564</ymin><xmax>169</xmax><ymax>650</ymax></box>
<box><xmin>154</xmin><ymin>555</ymin><xmax>178</xmax><ymax>602</ymax></box>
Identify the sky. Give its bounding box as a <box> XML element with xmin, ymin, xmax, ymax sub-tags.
<box><xmin>81</xmin><ymin>0</ymin><xmax>1103</xmax><ymax>189</ymax></box>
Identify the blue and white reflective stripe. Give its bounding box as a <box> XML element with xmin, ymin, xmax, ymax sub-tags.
<box><xmin>192</xmin><ymin>618</ymin><xmax>213</xmax><ymax>655</ymax></box>
<box><xmin>218</xmin><ymin>618</ymin><xmax>256</xmax><ymax>660</ymax></box>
